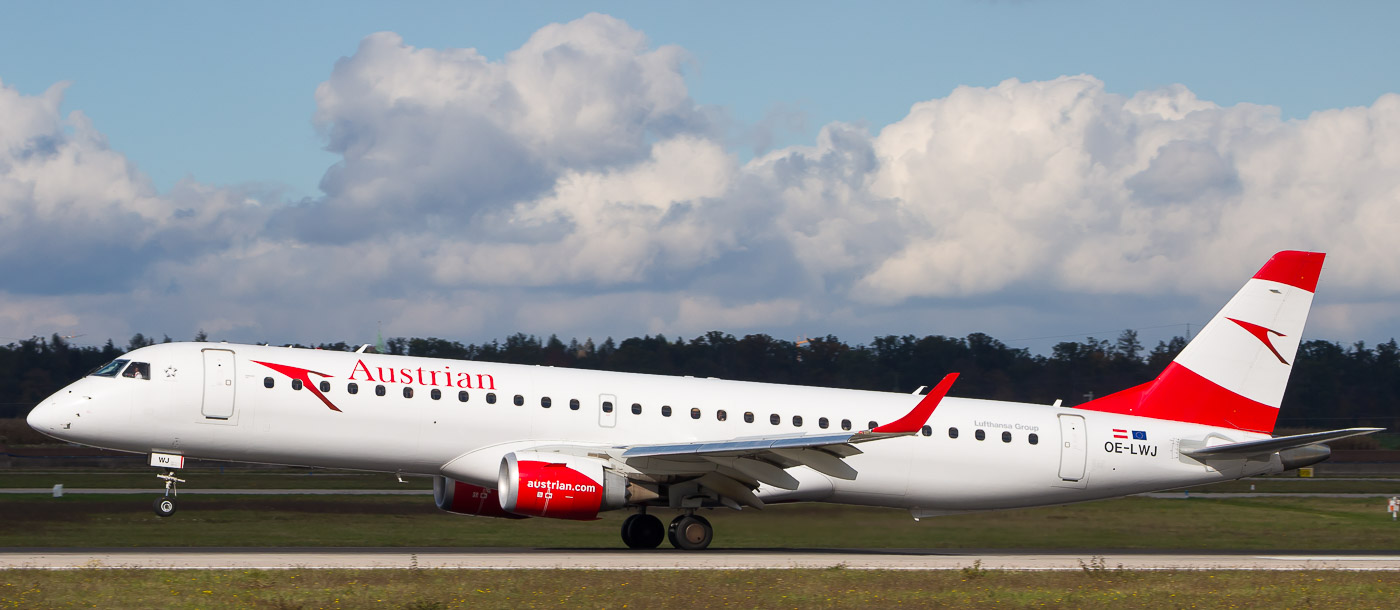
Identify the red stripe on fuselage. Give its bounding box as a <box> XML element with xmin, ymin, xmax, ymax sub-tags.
<box><xmin>1076</xmin><ymin>362</ymin><xmax>1279</xmax><ymax>434</ymax></box>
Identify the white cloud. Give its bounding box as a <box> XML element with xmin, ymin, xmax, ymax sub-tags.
<box><xmin>5</xmin><ymin>17</ymin><xmax>1400</xmax><ymax>350</ymax></box>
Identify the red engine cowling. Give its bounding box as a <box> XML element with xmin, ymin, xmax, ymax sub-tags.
<box><xmin>497</xmin><ymin>451</ymin><xmax>627</xmax><ymax>520</ymax></box>
<box><xmin>433</xmin><ymin>476</ymin><xmax>528</xmax><ymax>519</ymax></box>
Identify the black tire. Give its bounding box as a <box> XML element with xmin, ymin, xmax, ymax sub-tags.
<box><xmin>631</xmin><ymin>514</ymin><xmax>665</xmax><ymax>549</ymax></box>
<box><xmin>153</xmin><ymin>497</ymin><xmax>176</xmax><ymax>517</ymax></box>
<box><xmin>667</xmin><ymin>514</ymin><xmax>712</xmax><ymax>550</ymax></box>
<box><xmin>620</xmin><ymin>514</ymin><xmax>641</xmax><ymax>548</ymax></box>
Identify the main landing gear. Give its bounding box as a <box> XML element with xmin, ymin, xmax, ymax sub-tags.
<box><xmin>619</xmin><ymin>510</ymin><xmax>714</xmax><ymax>550</ymax></box>
<box><xmin>153</xmin><ymin>471</ymin><xmax>184</xmax><ymax>517</ymax></box>
<box><xmin>667</xmin><ymin>513</ymin><xmax>713</xmax><ymax>551</ymax></box>
<box><xmin>620</xmin><ymin>511</ymin><xmax>665</xmax><ymax>549</ymax></box>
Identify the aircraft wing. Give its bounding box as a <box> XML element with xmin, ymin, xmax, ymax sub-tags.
<box><xmin>609</xmin><ymin>373</ymin><xmax>958</xmax><ymax>506</ymax></box>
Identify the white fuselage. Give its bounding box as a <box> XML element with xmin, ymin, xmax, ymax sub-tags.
<box><xmin>28</xmin><ymin>342</ymin><xmax>1279</xmax><ymax>516</ymax></box>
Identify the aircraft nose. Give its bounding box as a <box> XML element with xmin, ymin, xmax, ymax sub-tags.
<box><xmin>27</xmin><ymin>398</ymin><xmax>59</xmax><ymax>433</ymax></box>
<box><xmin>26</xmin><ymin>392</ymin><xmax>72</xmax><ymax>437</ymax></box>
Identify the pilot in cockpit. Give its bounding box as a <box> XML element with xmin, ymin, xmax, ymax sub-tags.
<box><xmin>123</xmin><ymin>362</ymin><xmax>151</xmax><ymax>380</ymax></box>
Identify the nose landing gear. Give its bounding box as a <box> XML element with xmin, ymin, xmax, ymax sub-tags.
<box><xmin>153</xmin><ymin>471</ymin><xmax>184</xmax><ymax>517</ymax></box>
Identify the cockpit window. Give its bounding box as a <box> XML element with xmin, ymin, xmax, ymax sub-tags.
<box><xmin>122</xmin><ymin>362</ymin><xmax>151</xmax><ymax>380</ymax></box>
<box><xmin>90</xmin><ymin>359</ymin><xmax>130</xmax><ymax>378</ymax></box>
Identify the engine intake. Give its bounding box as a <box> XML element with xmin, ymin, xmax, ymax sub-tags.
<box><xmin>433</xmin><ymin>476</ymin><xmax>528</xmax><ymax>519</ymax></box>
<box><xmin>498</xmin><ymin>451</ymin><xmax>627</xmax><ymax>520</ymax></box>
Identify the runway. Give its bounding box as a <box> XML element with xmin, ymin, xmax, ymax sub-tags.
<box><xmin>4</xmin><ymin>548</ymin><xmax>1400</xmax><ymax>570</ymax></box>
<box><xmin>4</xmin><ymin>488</ymin><xmax>1396</xmax><ymax>498</ymax></box>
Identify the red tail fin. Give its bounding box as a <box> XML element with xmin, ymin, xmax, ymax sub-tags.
<box><xmin>1077</xmin><ymin>251</ymin><xmax>1324</xmax><ymax>434</ymax></box>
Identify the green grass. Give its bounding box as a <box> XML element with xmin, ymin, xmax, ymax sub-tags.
<box><xmin>4</xmin><ymin>494</ymin><xmax>1400</xmax><ymax>550</ymax></box>
<box><xmin>1182</xmin><ymin>477</ymin><xmax>1400</xmax><ymax>494</ymax></box>
<box><xmin>9</xmin><ymin>469</ymin><xmax>1400</xmax><ymax>494</ymax></box>
<box><xmin>0</xmin><ymin>469</ymin><xmax>433</xmax><ymax>490</ymax></box>
<box><xmin>2</xmin><ymin>568</ymin><xmax>1398</xmax><ymax>609</ymax></box>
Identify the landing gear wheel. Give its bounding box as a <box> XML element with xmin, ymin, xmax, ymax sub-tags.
<box><xmin>667</xmin><ymin>514</ymin><xmax>713</xmax><ymax>550</ymax></box>
<box><xmin>621</xmin><ymin>514</ymin><xmax>665</xmax><ymax>549</ymax></box>
<box><xmin>153</xmin><ymin>497</ymin><xmax>176</xmax><ymax>517</ymax></box>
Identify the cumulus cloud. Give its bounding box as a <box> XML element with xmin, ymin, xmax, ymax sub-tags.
<box><xmin>4</xmin><ymin>15</ymin><xmax>1400</xmax><ymax>349</ymax></box>
<box><xmin>0</xmin><ymin>80</ymin><xmax>266</xmax><ymax>298</ymax></box>
<box><xmin>297</xmin><ymin>14</ymin><xmax>710</xmax><ymax>242</ymax></box>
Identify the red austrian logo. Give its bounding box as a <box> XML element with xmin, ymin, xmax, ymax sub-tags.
<box><xmin>1226</xmin><ymin>318</ymin><xmax>1290</xmax><ymax>365</ymax></box>
<box><xmin>253</xmin><ymin>360</ymin><xmax>342</xmax><ymax>412</ymax></box>
<box><xmin>348</xmin><ymin>359</ymin><xmax>496</xmax><ymax>390</ymax></box>
<box><xmin>253</xmin><ymin>358</ymin><xmax>500</xmax><ymax>413</ymax></box>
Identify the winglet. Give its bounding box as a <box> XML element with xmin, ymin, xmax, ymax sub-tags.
<box><xmin>872</xmin><ymin>373</ymin><xmax>958</xmax><ymax>434</ymax></box>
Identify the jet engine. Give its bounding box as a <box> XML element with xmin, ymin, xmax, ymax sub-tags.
<box><xmin>497</xmin><ymin>451</ymin><xmax>628</xmax><ymax>520</ymax></box>
<box><xmin>433</xmin><ymin>476</ymin><xmax>528</xmax><ymax>519</ymax></box>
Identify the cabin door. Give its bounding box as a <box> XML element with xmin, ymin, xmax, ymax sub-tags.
<box><xmin>201</xmin><ymin>349</ymin><xmax>237</xmax><ymax>419</ymax></box>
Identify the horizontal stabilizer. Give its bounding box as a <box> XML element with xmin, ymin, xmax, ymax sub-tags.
<box><xmin>1182</xmin><ymin>427</ymin><xmax>1382</xmax><ymax>459</ymax></box>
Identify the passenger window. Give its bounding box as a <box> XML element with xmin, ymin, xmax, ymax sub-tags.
<box><xmin>431</xmin><ymin>389</ymin><xmax>442</xmax><ymax>400</ymax></box>
<box><xmin>841</xmin><ymin>419</ymin><xmax>852</xmax><ymax>431</ymax></box>
<box><xmin>292</xmin><ymin>379</ymin><xmax>303</xmax><ymax>391</ymax></box>
<box><xmin>744</xmin><ymin>412</ymin><xmax>754</xmax><ymax>423</ymax></box>
<box><xmin>122</xmin><ymin>362</ymin><xmax>151</xmax><ymax>380</ymax></box>
<box><xmin>922</xmin><ymin>425</ymin><xmax>932</xmax><ymax>437</ymax></box>
<box><xmin>792</xmin><ymin>415</ymin><xmax>803</xmax><ymax>427</ymax></box>
<box><xmin>569</xmin><ymin>398</ymin><xmax>580</xmax><ymax>410</ymax></box>
<box><xmin>717</xmin><ymin>410</ymin><xmax>727</xmax><ymax>421</ymax></box>
<box><xmin>949</xmin><ymin>427</ymin><xmax>959</xmax><ymax>439</ymax></box>
<box><xmin>602</xmin><ymin>401</ymin><xmax>613</xmax><ymax>413</ymax></box>
<box><xmin>375</xmin><ymin>385</ymin><xmax>386</xmax><ymax>397</ymax></box>
<box><xmin>541</xmin><ymin>397</ymin><xmax>551</xmax><ymax>408</ymax></box>
<box><xmin>975</xmin><ymin>429</ymin><xmax>986</xmax><ymax>441</ymax></box>
<box><xmin>513</xmin><ymin>395</ymin><xmax>524</xmax><ymax>406</ymax></box>
<box><xmin>458</xmin><ymin>391</ymin><xmax>469</xmax><ymax>402</ymax></box>
<box><xmin>819</xmin><ymin>417</ymin><xmax>829</xmax><ymax>429</ymax></box>
<box><xmin>264</xmin><ymin>377</ymin><xmax>274</xmax><ymax>389</ymax></box>
<box><xmin>690</xmin><ymin>408</ymin><xmax>701</xmax><ymax>420</ymax></box>
<box><xmin>1029</xmin><ymin>433</ymin><xmax>1039</xmax><ymax>445</ymax></box>
<box><xmin>487</xmin><ymin>393</ymin><xmax>497</xmax><ymax>405</ymax></box>
<box><xmin>631</xmin><ymin>403</ymin><xmax>642</xmax><ymax>415</ymax></box>
<box><xmin>868</xmin><ymin>421</ymin><xmax>878</xmax><ymax>430</ymax></box>
<box><xmin>320</xmin><ymin>381</ymin><xmax>331</xmax><ymax>393</ymax></box>
<box><xmin>770</xmin><ymin>414</ymin><xmax>780</xmax><ymax>425</ymax></box>
<box><xmin>662</xmin><ymin>405</ymin><xmax>672</xmax><ymax>417</ymax></box>
<box><xmin>403</xmin><ymin>387</ymin><xmax>413</xmax><ymax>399</ymax></box>
<box><xmin>348</xmin><ymin>383</ymin><xmax>358</xmax><ymax>395</ymax></box>
<box><xmin>90</xmin><ymin>359</ymin><xmax>130</xmax><ymax>378</ymax></box>
<box><xmin>1002</xmin><ymin>431</ymin><xmax>1012</xmax><ymax>443</ymax></box>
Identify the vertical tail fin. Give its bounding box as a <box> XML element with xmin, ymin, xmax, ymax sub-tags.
<box><xmin>1079</xmin><ymin>251</ymin><xmax>1325</xmax><ymax>434</ymax></box>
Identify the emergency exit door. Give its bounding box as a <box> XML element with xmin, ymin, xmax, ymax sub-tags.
<box><xmin>1056</xmin><ymin>414</ymin><xmax>1087</xmax><ymax>487</ymax></box>
<box><xmin>202</xmin><ymin>349</ymin><xmax>236</xmax><ymax>419</ymax></box>
<box><xmin>598</xmin><ymin>394</ymin><xmax>617</xmax><ymax>428</ymax></box>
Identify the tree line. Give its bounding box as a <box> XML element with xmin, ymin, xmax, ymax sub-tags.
<box><xmin>2</xmin><ymin>330</ymin><xmax>1397</xmax><ymax>430</ymax></box>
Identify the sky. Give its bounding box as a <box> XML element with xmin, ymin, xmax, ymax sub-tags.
<box><xmin>1</xmin><ymin>1</ymin><xmax>1398</xmax><ymax>354</ymax></box>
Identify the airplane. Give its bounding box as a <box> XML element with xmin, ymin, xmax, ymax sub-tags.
<box><xmin>26</xmin><ymin>251</ymin><xmax>1380</xmax><ymax>550</ymax></box>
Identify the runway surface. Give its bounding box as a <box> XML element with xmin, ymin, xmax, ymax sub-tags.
<box><xmin>4</xmin><ymin>488</ymin><xmax>1397</xmax><ymax>498</ymax></box>
<box><xmin>4</xmin><ymin>548</ymin><xmax>1400</xmax><ymax>570</ymax></box>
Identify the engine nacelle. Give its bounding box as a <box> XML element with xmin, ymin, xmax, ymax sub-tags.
<box><xmin>433</xmin><ymin>476</ymin><xmax>528</xmax><ymax>519</ymax></box>
<box><xmin>498</xmin><ymin>451</ymin><xmax>627</xmax><ymax>520</ymax></box>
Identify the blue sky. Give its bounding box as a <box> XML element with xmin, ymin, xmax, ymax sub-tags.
<box><xmin>3</xmin><ymin>2</ymin><xmax>1394</xmax><ymax>199</ymax></box>
<box><xmin>1</xmin><ymin>2</ymin><xmax>1398</xmax><ymax>352</ymax></box>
